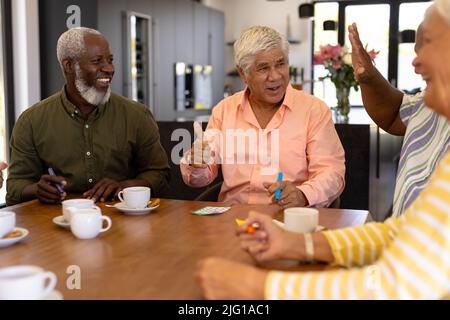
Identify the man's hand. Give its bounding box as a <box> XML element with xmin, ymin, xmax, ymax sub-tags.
<box><xmin>0</xmin><ymin>162</ymin><xmax>8</xmax><ymax>188</ymax></box>
<box><xmin>263</xmin><ymin>181</ymin><xmax>308</xmax><ymax>208</ymax></box>
<box><xmin>348</xmin><ymin>23</ymin><xmax>376</xmax><ymax>83</ymax></box>
<box><xmin>188</xmin><ymin>121</ymin><xmax>213</xmax><ymax>168</ymax></box>
<box><xmin>36</xmin><ymin>174</ymin><xmax>67</xmax><ymax>204</ymax></box>
<box><xmin>83</xmin><ymin>178</ymin><xmax>121</xmax><ymax>203</ymax></box>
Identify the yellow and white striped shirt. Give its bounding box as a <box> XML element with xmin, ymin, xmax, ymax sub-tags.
<box><xmin>265</xmin><ymin>152</ymin><xmax>450</xmax><ymax>299</ymax></box>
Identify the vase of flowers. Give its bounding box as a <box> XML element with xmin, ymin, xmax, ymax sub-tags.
<box><xmin>314</xmin><ymin>44</ymin><xmax>378</xmax><ymax>123</ymax></box>
<box><xmin>335</xmin><ymin>86</ymin><xmax>350</xmax><ymax>123</ymax></box>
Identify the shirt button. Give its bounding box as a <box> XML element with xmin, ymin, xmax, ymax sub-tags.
<box><xmin>85</xmin><ymin>124</ymin><xmax>89</xmax><ymax>129</ymax></box>
<box><xmin>88</xmin><ymin>178</ymin><xmax>93</xmax><ymax>183</ymax></box>
<box><xmin>86</xmin><ymin>151</ymin><xmax>91</xmax><ymax>156</ymax></box>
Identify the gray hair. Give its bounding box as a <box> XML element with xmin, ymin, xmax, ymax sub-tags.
<box><xmin>234</xmin><ymin>26</ymin><xmax>289</xmax><ymax>75</ymax></box>
<box><xmin>56</xmin><ymin>27</ymin><xmax>102</xmax><ymax>70</ymax></box>
<box><xmin>435</xmin><ymin>0</ymin><xmax>450</xmax><ymax>26</ymax></box>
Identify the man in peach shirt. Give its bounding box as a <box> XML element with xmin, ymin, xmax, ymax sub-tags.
<box><xmin>180</xmin><ymin>26</ymin><xmax>345</xmax><ymax>208</ymax></box>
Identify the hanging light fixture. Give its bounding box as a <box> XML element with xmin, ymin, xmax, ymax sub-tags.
<box><xmin>399</xmin><ymin>29</ymin><xmax>416</xmax><ymax>43</ymax></box>
<box><xmin>299</xmin><ymin>2</ymin><xmax>314</xmax><ymax>19</ymax></box>
<box><xmin>323</xmin><ymin>20</ymin><xmax>337</xmax><ymax>31</ymax></box>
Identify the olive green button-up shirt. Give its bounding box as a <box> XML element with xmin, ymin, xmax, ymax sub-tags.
<box><xmin>6</xmin><ymin>88</ymin><xmax>170</xmax><ymax>205</ymax></box>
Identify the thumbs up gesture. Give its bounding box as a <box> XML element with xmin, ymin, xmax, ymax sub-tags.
<box><xmin>189</xmin><ymin>121</ymin><xmax>213</xmax><ymax>168</ymax></box>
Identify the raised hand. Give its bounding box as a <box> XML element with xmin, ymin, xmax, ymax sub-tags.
<box><xmin>348</xmin><ymin>23</ymin><xmax>376</xmax><ymax>83</ymax></box>
<box><xmin>0</xmin><ymin>161</ymin><xmax>8</xmax><ymax>188</ymax></box>
<box><xmin>188</xmin><ymin>121</ymin><xmax>213</xmax><ymax>168</ymax></box>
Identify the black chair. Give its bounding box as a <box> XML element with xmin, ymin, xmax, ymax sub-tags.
<box><xmin>195</xmin><ymin>182</ymin><xmax>223</xmax><ymax>201</ymax></box>
<box><xmin>195</xmin><ymin>181</ymin><xmax>341</xmax><ymax>208</ymax></box>
<box><xmin>328</xmin><ymin>196</ymin><xmax>340</xmax><ymax>209</ymax></box>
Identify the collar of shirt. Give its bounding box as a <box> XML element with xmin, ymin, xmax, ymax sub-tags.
<box><xmin>60</xmin><ymin>86</ymin><xmax>109</xmax><ymax>121</ymax></box>
<box><xmin>238</xmin><ymin>83</ymin><xmax>295</xmax><ymax>131</ymax></box>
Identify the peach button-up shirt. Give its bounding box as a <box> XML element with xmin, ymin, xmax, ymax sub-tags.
<box><xmin>180</xmin><ymin>84</ymin><xmax>345</xmax><ymax>207</ymax></box>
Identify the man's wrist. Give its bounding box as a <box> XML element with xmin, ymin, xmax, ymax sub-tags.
<box><xmin>296</xmin><ymin>188</ymin><xmax>309</xmax><ymax>207</ymax></box>
<box><xmin>21</xmin><ymin>183</ymin><xmax>39</xmax><ymax>202</ymax></box>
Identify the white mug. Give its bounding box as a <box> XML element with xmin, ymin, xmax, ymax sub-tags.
<box><xmin>0</xmin><ymin>211</ymin><xmax>16</xmax><ymax>238</ymax></box>
<box><xmin>284</xmin><ymin>208</ymin><xmax>319</xmax><ymax>233</ymax></box>
<box><xmin>70</xmin><ymin>210</ymin><xmax>112</xmax><ymax>240</ymax></box>
<box><xmin>62</xmin><ymin>199</ymin><xmax>100</xmax><ymax>222</ymax></box>
<box><xmin>0</xmin><ymin>265</ymin><xmax>57</xmax><ymax>300</ymax></box>
<box><xmin>118</xmin><ymin>187</ymin><xmax>151</xmax><ymax>209</ymax></box>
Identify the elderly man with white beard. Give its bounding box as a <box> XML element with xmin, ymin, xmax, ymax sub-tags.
<box><xmin>6</xmin><ymin>27</ymin><xmax>170</xmax><ymax>205</ymax></box>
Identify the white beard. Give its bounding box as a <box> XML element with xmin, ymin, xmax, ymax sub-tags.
<box><xmin>74</xmin><ymin>64</ymin><xmax>111</xmax><ymax>106</ymax></box>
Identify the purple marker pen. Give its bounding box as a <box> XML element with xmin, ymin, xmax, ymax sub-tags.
<box><xmin>48</xmin><ymin>168</ymin><xmax>65</xmax><ymax>194</ymax></box>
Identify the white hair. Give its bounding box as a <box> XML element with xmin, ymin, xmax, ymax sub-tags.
<box><xmin>56</xmin><ymin>27</ymin><xmax>102</xmax><ymax>70</ymax></box>
<box><xmin>435</xmin><ymin>0</ymin><xmax>450</xmax><ymax>26</ymax></box>
<box><xmin>234</xmin><ymin>26</ymin><xmax>289</xmax><ymax>75</ymax></box>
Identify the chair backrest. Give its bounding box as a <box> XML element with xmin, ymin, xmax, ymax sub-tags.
<box><xmin>195</xmin><ymin>182</ymin><xmax>222</xmax><ymax>201</ymax></box>
<box><xmin>328</xmin><ymin>196</ymin><xmax>340</xmax><ymax>208</ymax></box>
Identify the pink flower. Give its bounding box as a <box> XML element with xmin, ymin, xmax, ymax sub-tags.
<box><xmin>314</xmin><ymin>44</ymin><xmax>343</xmax><ymax>65</ymax></box>
<box><xmin>329</xmin><ymin>45</ymin><xmax>343</xmax><ymax>59</ymax></box>
<box><xmin>332</xmin><ymin>58</ymin><xmax>342</xmax><ymax>70</ymax></box>
<box><xmin>313</xmin><ymin>53</ymin><xmax>325</xmax><ymax>65</ymax></box>
<box><xmin>367</xmin><ymin>49</ymin><xmax>378</xmax><ymax>61</ymax></box>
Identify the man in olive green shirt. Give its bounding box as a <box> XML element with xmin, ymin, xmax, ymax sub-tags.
<box><xmin>6</xmin><ymin>27</ymin><xmax>170</xmax><ymax>205</ymax></box>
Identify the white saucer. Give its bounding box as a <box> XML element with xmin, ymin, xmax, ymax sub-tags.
<box><xmin>53</xmin><ymin>215</ymin><xmax>70</xmax><ymax>229</ymax></box>
<box><xmin>273</xmin><ymin>219</ymin><xmax>325</xmax><ymax>232</ymax></box>
<box><xmin>0</xmin><ymin>227</ymin><xmax>29</xmax><ymax>248</ymax></box>
<box><xmin>43</xmin><ymin>290</ymin><xmax>63</xmax><ymax>300</ymax></box>
<box><xmin>114</xmin><ymin>202</ymin><xmax>160</xmax><ymax>216</ymax></box>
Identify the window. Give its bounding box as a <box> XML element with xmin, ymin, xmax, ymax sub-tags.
<box><xmin>313</xmin><ymin>2</ymin><xmax>338</xmax><ymax>105</ymax></box>
<box><xmin>398</xmin><ymin>1</ymin><xmax>432</xmax><ymax>92</ymax></box>
<box><xmin>312</xmin><ymin>0</ymin><xmax>432</xmax><ymax>106</ymax></box>
<box><xmin>0</xmin><ymin>0</ymin><xmax>10</xmax><ymax>205</ymax></box>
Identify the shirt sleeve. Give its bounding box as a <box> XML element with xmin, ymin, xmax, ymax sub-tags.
<box><xmin>6</xmin><ymin>112</ymin><xmax>44</xmax><ymax>205</ymax></box>
<box><xmin>134</xmin><ymin>109</ymin><xmax>171</xmax><ymax>197</ymax></box>
<box><xmin>265</xmin><ymin>153</ymin><xmax>450</xmax><ymax>300</ymax></box>
<box><xmin>297</xmin><ymin>101</ymin><xmax>346</xmax><ymax>207</ymax></box>
<box><xmin>322</xmin><ymin>216</ymin><xmax>403</xmax><ymax>267</ymax></box>
<box><xmin>399</xmin><ymin>92</ymin><xmax>425</xmax><ymax>127</ymax></box>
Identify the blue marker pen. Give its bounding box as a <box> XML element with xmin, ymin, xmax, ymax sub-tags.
<box><xmin>48</xmin><ymin>168</ymin><xmax>65</xmax><ymax>194</ymax></box>
<box><xmin>275</xmin><ymin>172</ymin><xmax>283</xmax><ymax>201</ymax></box>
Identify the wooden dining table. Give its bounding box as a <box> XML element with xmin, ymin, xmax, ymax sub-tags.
<box><xmin>0</xmin><ymin>199</ymin><xmax>369</xmax><ymax>299</ymax></box>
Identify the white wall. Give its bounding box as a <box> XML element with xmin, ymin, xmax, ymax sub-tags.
<box><xmin>12</xmin><ymin>0</ymin><xmax>41</xmax><ymax>120</ymax></box>
<box><xmin>203</xmin><ymin>0</ymin><xmax>312</xmax><ymax>92</ymax></box>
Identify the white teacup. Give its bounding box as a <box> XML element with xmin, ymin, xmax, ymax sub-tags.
<box><xmin>118</xmin><ymin>187</ymin><xmax>151</xmax><ymax>209</ymax></box>
<box><xmin>0</xmin><ymin>265</ymin><xmax>57</xmax><ymax>300</ymax></box>
<box><xmin>70</xmin><ymin>210</ymin><xmax>112</xmax><ymax>240</ymax></box>
<box><xmin>62</xmin><ymin>199</ymin><xmax>100</xmax><ymax>223</ymax></box>
<box><xmin>284</xmin><ymin>208</ymin><xmax>319</xmax><ymax>233</ymax></box>
<box><xmin>0</xmin><ymin>211</ymin><xmax>16</xmax><ymax>238</ymax></box>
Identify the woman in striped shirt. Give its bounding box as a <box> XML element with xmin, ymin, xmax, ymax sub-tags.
<box><xmin>197</xmin><ymin>1</ymin><xmax>450</xmax><ymax>300</ymax></box>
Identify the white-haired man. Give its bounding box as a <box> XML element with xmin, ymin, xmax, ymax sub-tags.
<box><xmin>6</xmin><ymin>27</ymin><xmax>170</xmax><ymax>205</ymax></box>
<box><xmin>181</xmin><ymin>26</ymin><xmax>345</xmax><ymax>208</ymax></box>
<box><xmin>197</xmin><ymin>2</ymin><xmax>450</xmax><ymax>300</ymax></box>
